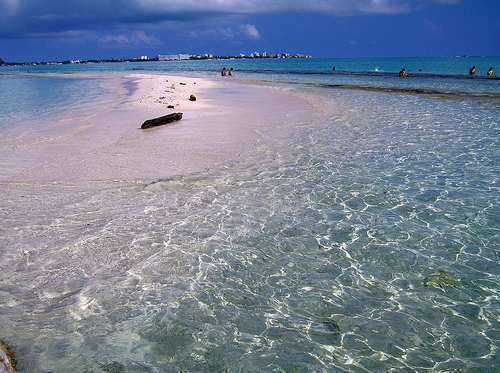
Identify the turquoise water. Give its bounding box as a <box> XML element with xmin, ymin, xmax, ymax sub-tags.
<box><xmin>4</xmin><ymin>56</ymin><xmax>498</xmax><ymax>76</ymax></box>
<box><xmin>1</xmin><ymin>58</ymin><xmax>499</xmax><ymax>372</ymax></box>
<box><xmin>0</xmin><ymin>73</ymin><xmax>110</xmax><ymax>128</ymax></box>
<box><xmin>2</xmin><ymin>56</ymin><xmax>498</xmax><ymax>126</ymax></box>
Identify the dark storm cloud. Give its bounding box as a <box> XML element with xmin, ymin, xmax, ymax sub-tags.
<box><xmin>0</xmin><ymin>0</ymin><xmax>459</xmax><ymax>38</ymax></box>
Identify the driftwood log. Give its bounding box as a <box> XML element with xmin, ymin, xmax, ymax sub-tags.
<box><xmin>141</xmin><ymin>112</ymin><xmax>183</xmax><ymax>129</ymax></box>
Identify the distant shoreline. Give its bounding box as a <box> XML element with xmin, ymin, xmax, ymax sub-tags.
<box><xmin>0</xmin><ymin>53</ymin><xmax>312</xmax><ymax>67</ymax></box>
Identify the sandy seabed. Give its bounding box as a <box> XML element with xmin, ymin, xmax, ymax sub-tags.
<box><xmin>0</xmin><ymin>73</ymin><xmax>315</xmax><ymax>186</ymax></box>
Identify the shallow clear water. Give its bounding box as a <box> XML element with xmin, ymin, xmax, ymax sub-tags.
<box><xmin>0</xmin><ymin>73</ymin><xmax>113</xmax><ymax>128</ymax></box>
<box><xmin>0</xmin><ymin>58</ymin><xmax>499</xmax><ymax>372</ymax></box>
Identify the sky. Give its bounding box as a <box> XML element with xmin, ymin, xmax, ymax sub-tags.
<box><xmin>0</xmin><ymin>0</ymin><xmax>498</xmax><ymax>62</ymax></box>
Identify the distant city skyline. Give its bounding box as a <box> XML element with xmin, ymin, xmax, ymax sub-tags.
<box><xmin>0</xmin><ymin>50</ymin><xmax>313</xmax><ymax>66</ymax></box>
<box><xmin>0</xmin><ymin>0</ymin><xmax>498</xmax><ymax>62</ymax></box>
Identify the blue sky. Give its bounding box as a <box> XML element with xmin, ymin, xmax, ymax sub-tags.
<box><xmin>0</xmin><ymin>0</ymin><xmax>498</xmax><ymax>62</ymax></box>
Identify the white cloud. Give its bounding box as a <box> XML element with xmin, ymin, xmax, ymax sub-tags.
<box><xmin>98</xmin><ymin>30</ymin><xmax>161</xmax><ymax>46</ymax></box>
<box><xmin>99</xmin><ymin>34</ymin><xmax>130</xmax><ymax>44</ymax></box>
<box><xmin>188</xmin><ymin>23</ymin><xmax>260</xmax><ymax>41</ymax></box>
<box><xmin>135</xmin><ymin>0</ymin><xmax>461</xmax><ymax>16</ymax></box>
<box><xmin>239</xmin><ymin>24</ymin><xmax>259</xmax><ymax>39</ymax></box>
<box><xmin>0</xmin><ymin>0</ymin><xmax>19</xmax><ymax>14</ymax></box>
<box><xmin>423</xmin><ymin>18</ymin><xmax>440</xmax><ymax>33</ymax></box>
<box><xmin>189</xmin><ymin>27</ymin><xmax>232</xmax><ymax>39</ymax></box>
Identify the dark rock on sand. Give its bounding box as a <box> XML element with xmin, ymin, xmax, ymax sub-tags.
<box><xmin>189</xmin><ymin>95</ymin><xmax>196</xmax><ymax>101</ymax></box>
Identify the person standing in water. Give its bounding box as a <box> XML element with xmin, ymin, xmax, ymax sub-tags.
<box><xmin>221</xmin><ymin>67</ymin><xmax>227</xmax><ymax>76</ymax></box>
<box><xmin>487</xmin><ymin>67</ymin><xmax>493</xmax><ymax>76</ymax></box>
<box><xmin>469</xmin><ymin>66</ymin><xmax>476</xmax><ymax>75</ymax></box>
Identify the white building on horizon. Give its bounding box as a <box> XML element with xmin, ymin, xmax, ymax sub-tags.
<box><xmin>157</xmin><ymin>54</ymin><xmax>190</xmax><ymax>61</ymax></box>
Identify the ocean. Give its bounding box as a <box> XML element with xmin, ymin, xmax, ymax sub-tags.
<box><xmin>1</xmin><ymin>57</ymin><xmax>499</xmax><ymax>372</ymax></box>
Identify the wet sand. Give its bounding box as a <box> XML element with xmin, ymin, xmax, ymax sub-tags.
<box><xmin>0</xmin><ymin>73</ymin><xmax>314</xmax><ymax>186</ymax></box>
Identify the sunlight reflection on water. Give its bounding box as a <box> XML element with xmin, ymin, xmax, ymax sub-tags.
<box><xmin>1</xmin><ymin>78</ymin><xmax>499</xmax><ymax>372</ymax></box>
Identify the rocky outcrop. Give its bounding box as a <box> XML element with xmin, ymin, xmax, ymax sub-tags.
<box><xmin>0</xmin><ymin>341</ymin><xmax>16</xmax><ymax>373</ymax></box>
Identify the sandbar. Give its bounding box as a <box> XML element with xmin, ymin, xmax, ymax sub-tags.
<box><xmin>0</xmin><ymin>73</ymin><xmax>315</xmax><ymax>186</ymax></box>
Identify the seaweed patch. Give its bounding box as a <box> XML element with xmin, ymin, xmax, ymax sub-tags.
<box><xmin>423</xmin><ymin>270</ymin><xmax>457</xmax><ymax>291</ymax></box>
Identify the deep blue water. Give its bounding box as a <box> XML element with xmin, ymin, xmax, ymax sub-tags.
<box><xmin>0</xmin><ymin>57</ymin><xmax>499</xmax><ymax>372</ymax></box>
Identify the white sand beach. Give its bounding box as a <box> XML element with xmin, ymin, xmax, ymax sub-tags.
<box><xmin>1</xmin><ymin>73</ymin><xmax>314</xmax><ymax>185</ymax></box>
